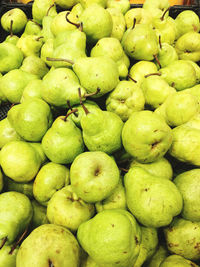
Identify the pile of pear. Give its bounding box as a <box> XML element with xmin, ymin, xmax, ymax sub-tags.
<box><xmin>1</xmin><ymin>0</ymin><xmax>200</xmax><ymax>266</ymax></box>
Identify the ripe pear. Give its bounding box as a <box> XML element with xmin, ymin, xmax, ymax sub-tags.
<box><xmin>156</xmin><ymin>43</ymin><xmax>178</xmax><ymax>68</ymax></box>
<box><xmin>160</xmin><ymin>255</ymin><xmax>199</xmax><ymax>267</ymax></box>
<box><xmin>40</xmin><ymin>38</ymin><xmax>54</xmax><ymax>67</ymax></box>
<box><xmin>125</xmin><ymin>166</ymin><xmax>183</xmax><ymax>227</ymax></box>
<box><xmin>33</xmin><ymin>162</ymin><xmax>69</xmax><ymax>206</ymax></box>
<box><xmin>23</xmin><ymin>20</ymin><xmax>42</xmax><ymax>37</ymax></box>
<box><xmin>107</xmin><ymin>8</ymin><xmax>126</xmax><ymax>41</ymax></box>
<box><xmin>1</xmin><ymin>8</ymin><xmax>27</xmax><ymax>33</ymax></box>
<box><xmin>125</xmin><ymin>8</ymin><xmax>152</xmax><ymax>29</ymax></box>
<box><xmin>20</xmin><ymin>79</ymin><xmax>43</xmax><ymax>102</ymax></box>
<box><xmin>4</xmin><ymin>177</ymin><xmax>33</xmax><ymax>199</ymax></box>
<box><xmin>78</xmin><ymin>0</ymin><xmax>107</xmax><ymax>8</ymax></box>
<box><xmin>16</xmin><ymin>35</ymin><xmax>44</xmax><ymax>57</ymax></box>
<box><xmin>107</xmin><ymin>0</ymin><xmax>130</xmax><ymax>14</ymax></box>
<box><xmin>16</xmin><ymin>224</ymin><xmax>81</xmax><ymax>267</ymax></box>
<box><xmin>77</xmin><ymin>209</ymin><xmax>141</xmax><ymax>267</ymax></box>
<box><xmin>55</xmin><ymin>0</ymin><xmax>77</xmax><ymax>9</ymax></box>
<box><xmin>143</xmin><ymin>0</ymin><xmax>170</xmax><ymax>19</ymax></box>
<box><xmin>0</xmin><ymin>244</ymin><xmax>19</xmax><ymax>267</ymax></box>
<box><xmin>32</xmin><ymin>0</ymin><xmax>57</xmax><ymax>25</ymax></box>
<box><xmin>30</xmin><ymin>200</ymin><xmax>48</xmax><ymax>229</ymax></box>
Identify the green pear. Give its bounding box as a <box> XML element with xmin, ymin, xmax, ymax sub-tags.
<box><xmin>124</xmin><ymin>166</ymin><xmax>183</xmax><ymax>227</ymax></box>
<box><xmin>20</xmin><ymin>55</ymin><xmax>49</xmax><ymax>79</ymax></box>
<box><xmin>160</xmin><ymin>255</ymin><xmax>199</xmax><ymax>267</ymax></box>
<box><xmin>42</xmin><ymin>116</ymin><xmax>84</xmax><ymax>164</ymax></box>
<box><xmin>41</xmin><ymin>15</ymin><xmax>54</xmax><ymax>42</ymax></box>
<box><xmin>42</xmin><ymin>67</ymin><xmax>86</xmax><ymax>108</ymax></box>
<box><xmin>55</xmin><ymin>0</ymin><xmax>77</xmax><ymax>9</ymax></box>
<box><xmin>141</xmin><ymin>75</ymin><xmax>176</xmax><ymax>109</ymax></box>
<box><xmin>0</xmin><ymin>69</ymin><xmax>38</xmax><ymax>103</ymax></box>
<box><xmin>20</xmin><ymin>79</ymin><xmax>43</xmax><ymax>102</ymax></box>
<box><xmin>125</xmin><ymin>8</ymin><xmax>152</xmax><ymax>29</ymax></box>
<box><xmin>128</xmin><ymin>61</ymin><xmax>158</xmax><ymax>86</ymax></box>
<box><xmin>184</xmin><ymin>84</ymin><xmax>200</xmax><ymax>101</ymax></box>
<box><xmin>91</xmin><ymin>37</ymin><xmax>129</xmax><ymax>78</ymax></box>
<box><xmin>156</xmin><ymin>43</ymin><xmax>178</xmax><ymax>68</ymax></box>
<box><xmin>145</xmin><ymin>244</ymin><xmax>169</xmax><ymax>267</ymax></box>
<box><xmin>0</xmin><ymin>141</ymin><xmax>45</xmax><ymax>182</ymax></box>
<box><xmin>81</xmin><ymin>108</ymin><xmax>123</xmax><ymax>154</ymax></box>
<box><xmin>0</xmin><ymin>191</ymin><xmax>33</xmax><ymax>246</ymax></box>
<box><xmin>40</xmin><ymin>38</ymin><xmax>54</xmax><ymax>67</ymax></box>
<box><xmin>77</xmin><ymin>209</ymin><xmax>141</xmax><ymax>267</ymax></box>
<box><xmin>78</xmin><ymin>0</ymin><xmax>107</xmax><ymax>8</ymax></box>
<box><xmin>16</xmin><ymin>224</ymin><xmax>81</xmax><ymax>267</ymax></box>
<box><xmin>32</xmin><ymin>0</ymin><xmax>57</xmax><ymax>25</ymax></box>
<box><xmin>0</xmin><ymin>169</ymin><xmax>3</xmax><ymax>193</ymax></box>
<box><xmin>175</xmin><ymin>10</ymin><xmax>200</xmax><ymax>39</ymax></box>
<box><xmin>4</xmin><ymin>177</ymin><xmax>33</xmax><ymax>199</ymax></box>
<box><xmin>107</xmin><ymin>0</ymin><xmax>130</xmax><ymax>14</ymax></box>
<box><xmin>70</xmin><ymin>151</ymin><xmax>120</xmax><ymax>203</ymax></box>
<box><xmin>1</xmin><ymin>8</ymin><xmax>27</xmax><ymax>33</ymax></box>
<box><xmin>0</xmin><ymin>244</ymin><xmax>18</xmax><ymax>267</ymax></box>
<box><xmin>16</xmin><ymin>35</ymin><xmax>44</xmax><ymax>57</ymax></box>
<box><xmin>164</xmin><ymin>217</ymin><xmax>200</xmax><ymax>261</ymax></box>
<box><xmin>160</xmin><ymin>60</ymin><xmax>197</xmax><ymax>90</ymax></box>
<box><xmin>5</xmin><ymin>34</ymin><xmax>19</xmax><ymax>45</ymax></box>
<box><xmin>81</xmin><ymin>256</ymin><xmax>100</xmax><ymax>267</ymax></box>
<box><xmin>122</xmin><ymin>110</ymin><xmax>173</xmax><ymax>163</ymax></box>
<box><xmin>33</xmin><ymin>162</ymin><xmax>69</xmax><ymax>206</ymax></box>
<box><xmin>122</xmin><ymin>24</ymin><xmax>159</xmax><ymax>60</ymax></box>
<box><xmin>31</xmin><ymin>200</ymin><xmax>48</xmax><ymax>229</ymax></box>
<box><xmin>7</xmin><ymin>99</ymin><xmax>52</xmax><ymax>142</ymax></box>
<box><xmin>130</xmin><ymin>157</ymin><xmax>173</xmax><ymax>180</ymax></box>
<box><xmin>95</xmin><ymin>178</ymin><xmax>127</xmax><ymax>212</ymax></box>
<box><xmin>0</xmin><ymin>42</ymin><xmax>24</xmax><ymax>74</ymax></box>
<box><xmin>143</xmin><ymin>0</ymin><xmax>170</xmax><ymax>19</ymax></box>
<box><xmin>22</xmin><ymin>20</ymin><xmax>42</xmax><ymax>37</ymax></box>
<box><xmin>47</xmin><ymin>185</ymin><xmax>95</xmax><ymax>232</ymax></box>
<box><xmin>107</xmin><ymin>8</ymin><xmax>126</xmax><ymax>41</ymax></box>
<box><xmin>71</xmin><ymin>3</ymin><xmax>84</xmax><ymax>19</ymax></box>
<box><xmin>106</xmin><ymin>80</ymin><xmax>145</xmax><ymax>121</ymax></box>
<box><xmin>186</xmin><ymin>60</ymin><xmax>200</xmax><ymax>83</ymax></box>
<box><xmin>0</xmin><ymin>118</ymin><xmax>23</xmax><ymax>149</ymax></box>
<box><xmin>134</xmin><ymin>227</ymin><xmax>158</xmax><ymax>267</ymax></box>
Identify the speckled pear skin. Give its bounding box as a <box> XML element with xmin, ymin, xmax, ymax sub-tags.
<box><xmin>160</xmin><ymin>255</ymin><xmax>199</xmax><ymax>267</ymax></box>
<box><xmin>77</xmin><ymin>209</ymin><xmax>141</xmax><ymax>267</ymax></box>
<box><xmin>0</xmin><ymin>192</ymin><xmax>33</xmax><ymax>245</ymax></box>
<box><xmin>16</xmin><ymin>224</ymin><xmax>81</xmax><ymax>267</ymax></box>
<box><xmin>124</xmin><ymin>167</ymin><xmax>183</xmax><ymax>228</ymax></box>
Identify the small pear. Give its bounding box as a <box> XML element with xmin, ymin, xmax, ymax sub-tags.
<box><xmin>143</xmin><ymin>0</ymin><xmax>170</xmax><ymax>19</ymax></box>
<box><xmin>23</xmin><ymin>20</ymin><xmax>42</xmax><ymax>37</ymax></box>
<box><xmin>107</xmin><ymin>0</ymin><xmax>130</xmax><ymax>14</ymax></box>
<box><xmin>32</xmin><ymin>0</ymin><xmax>57</xmax><ymax>25</ymax></box>
<box><xmin>156</xmin><ymin>42</ymin><xmax>178</xmax><ymax>68</ymax></box>
<box><xmin>1</xmin><ymin>8</ymin><xmax>27</xmax><ymax>33</ymax></box>
<box><xmin>55</xmin><ymin>0</ymin><xmax>77</xmax><ymax>9</ymax></box>
<box><xmin>107</xmin><ymin>7</ymin><xmax>126</xmax><ymax>41</ymax></box>
<box><xmin>125</xmin><ymin>8</ymin><xmax>152</xmax><ymax>29</ymax></box>
<box><xmin>16</xmin><ymin>35</ymin><xmax>44</xmax><ymax>57</ymax></box>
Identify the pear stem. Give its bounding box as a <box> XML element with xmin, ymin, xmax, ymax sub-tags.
<box><xmin>119</xmin><ymin>167</ymin><xmax>129</xmax><ymax>173</ymax></box>
<box><xmin>35</xmin><ymin>36</ymin><xmax>44</xmax><ymax>42</ymax></box>
<box><xmin>132</xmin><ymin>18</ymin><xmax>137</xmax><ymax>30</ymax></box>
<box><xmin>67</xmin><ymin>100</ymin><xmax>78</xmax><ymax>117</ymax></box>
<box><xmin>9</xmin><ymin>228</ymin><xmax>28</xmax><ymax>255</ymax></box>
<box><xmin>0</xmin><ymin>237</ymin><xmax>7</xmax><ymax>250</ymax></box>
<box><xmin>66</xmin><ymin>12</ymin><xmax>81</xmax><ymax>29</ymax></box>
<box><xmin>144</xmin><ymin>73</ymin><xmax>161</xmax><ymax>78</ymax></box>
<box><xmin>46</xmin><ymin>4</ymin><xmax>55</xmax><ymax>17</ymax></box>
<box><xmin>63</xmin><ymin>109</ymin><xmax>78</xmax><ymax>122</ymax></box>
<box><xmin>159</xmin><ymin>35</ymin><xmax>162</xmax><ymax>50</ymax></box>
<box><xmin>10</xmin><ymin>20</ymin><xmax>13</xmax><ymax>37</ymax></box>
<box><xmin>128</xmin><ymin>74</ymin><xmax>137</xmax><ymax>83</ymax></box>
<box><xmin>84</xmin><ymin>88</ymin><xmax>100</xmax><ymax>98</ymax></box>
<box><xmin>153</xmin><ymin>54</ymin><xmax>161</xmax><ymax>68</ymax></box>
<box><xmin>46</xmin><ymin>57</ymin><xmax>74</xmax><ymax>65</ymax></box>
<box><xmin>48</xmin><ymin>259</ymin><xmax>54</xmax><ymax>267</ymax></box>
<box><xmin>160</xmin><ymin>7</ymin><xmax>170</xmax><ymax>21</ymax></box>
<box><xmin>78</xmin><ymin>88</ymin><xmax>89</xmax><ymax>115</ymax></box>
<box><xmin>29</xmin><ymin>19</ymin><xmax>41</xmax><ymax>28</ymax></box>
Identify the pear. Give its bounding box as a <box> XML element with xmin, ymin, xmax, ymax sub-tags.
<box><xmin>160</xmin><ymin>255</ymin><xmax>199</xmax><ymax>267</ymax></box>
<box><xmin>0</xmin><ymin>191</ymin><xmax>33</xmax><ymax>246</ymax></box>
<box><xmin>124</xmin><ymin>166</ymin><xmax>183</xmax><ymax>227</ymax></box>
<box><xmin>4</xmin><ymin>177</ymin><xmax>33</xmax><ymax>199</ymax></box>
<box><xmin>145</xmin><ymin>244</ymin><xmax>169</xmax><ymax>267</ymax></box>
<box><xmin>186</xmin><ymin>60</ymin><xmax>200</xmax><ymax>83</ymax></box>
<box><xmin>95</xmin><ymin>178</ymin><xmax>127</xmax><ymax>212</ymax></box>
<box><xmin>16</xmin><ymin>224</ymin><xmax>81</xmax><ymax>267</ymax></box>
<box><xmin>156</xmin><ymin>42</ymin><xmax>178</xmax><ymax>68</ymax></box>
<box><xmin>125</xmin><ymin>8</ymin><xmax>152</xmax><ymax>29</ymax></box>
<box><xmin>41</xmin><ymin>14</ymin><xmax>54</xmax><ymax>43</ymax></box>
<box><xmin>0</xmin><ymin>169</ymin><xmax>3</xmax><ymax>193</ymax></box>
<box><xmin>0</xmin><ymin>244</ymin><xmax>18</xmax><ymax>267</ymax></box>
<box><xmin>107</xmin><ymin>8</ymin><xmax>126</xmax><ymax>41</ymax></box>
<box><xmin>71</xmin><ymin>3</ymin><xmax>84</xmax><ymax>19</ymax></box>
<box><xmin>143</xmin><ymin>0</ymin><xmax>170</xmax><ymax>19</ymax></box>
<box><xmin>7</xmin><ymin>99</ymin><xmax>52</xmax><ymax>142</ymax></box>
<box><xmin>130</xmin><ymin>157</ymin><xmax>173</xmax><ymax>180</ymax></box>
<box><xmin>16</xmin><ymin>35</ymin><xmax>44</xmax><ymax>57</ymax></box>
<box><xmin>20</xmin><ymin>79</ymin><xmax>43</xmax><ymax>102</ymax></box>
<box><xmin>0</xmin><ymin>118</ymin><xmax>23</xmax><ymax>149</ymax></box>
<box><xmin>185</xmin><ymin>84</ymin><xmax>200</xmax><ymax>101</ymax></box>
<box><xmin>1</xmin><ymin>8</ymin><xmax>27</xmax><ymax>33</ymax></box>
<box><xmin>107</xmin><ymin>0</ymin><xmax>130</xmax><ymax>14</ymax></box>
<box><xmin>47</xmin><ymin>185</ymin><xmax>95</xmax><ymax>232</ymax></box>
<box><xmin>23</xmin><ymin>20</ymin><xmax>42</xmax><ymax>37</ymax></box>
<box><xmin>20</xmin><ymin>55</ymin><xmax>49</xmax><ymax>79</ymax></box>
<box><xmin>32</xmin><ymin>0</ymin><xmax>57</xmax><ymax>25</ymax></box>
<box><xmin>164</xmin><ymin>217</ymin><xmax>200</xmax><ymax>261</ymax></box>
<box><xmin>77</xmin><ymin>209</ymin><xmax>141</xmax><ymax>267</ymax></box>
<box><xmin>70</xmin><ymin>151</ymin><xmax>120</xmax><ymax>203</ymax></box>
<box><xmin>122</xmin><ymin>110</ymin><xmax>173</xmax><ymax>163</ymax></box>
<box><xmin>81</xmin><ymin>256</ymin><xmax>100</xmax><ymax>267</ymax></box>
<box><xmin>0</xmin><ymin>42</ymin><xmax>24</xmax><ymax>74</ymax></box>
<box><xmin>78</xmin><ymin>0</ymin><xmax>108</xmax><ymax>8</ymax></box>
<box><xmin>91</xmin><ymin>37</ymin><xmax>129</xmax><ymax>78</ymax></box>
<box><xmin>31</xmin><ymin>200</ymin><xmax>48</xmax><ymax>229</ymax></box>
<box><xmin>0</xmin><ymin>141</ymin><xmax>46</xmax><ymax>182</ymax></box>
<box><xmin>55</xmin><ymin>0</ymin><xmax>77</xmax><ymax>9</ymax></box>
<box><xmin>106</xmin><ymin>80</ymin><xmax>145</xmax><ymax>121</ymax></box>
<box><xmin>175</xmin><ymin>10</ymin><xmax>200</xmax><ymax>39</ymax></box>
<box><xmin>42</xmin><ymin>115</ymin><xmax>84</xmax><ymax>164</ymax></box>
<box><xmin>40</xmin><ymin>38</ymin><xmax>54</xmax><ymax>67</ymax></box>
<box><xmin>0</xmin><ymin>69</ymin><xmax>38</xmax><ymax>103</ymax></box>
<box><xmin>33</xmin><ymin>162</ymin><xmax>69</xmax><ymax>206</ymax></box>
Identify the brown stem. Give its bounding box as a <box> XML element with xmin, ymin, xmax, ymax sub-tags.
<box><xmin>153</xmin><ymin>54</ymin><xmax>161</xmax><ymax>68</ymax></box>
<box><xmin>84</xmin><ymin>88</ymin><xmax>100</xmax><ymax>98</ymax></box>
<box><xmin>144</xmin><ymin>72</ymin><xmax>161</xmax><ymax>78</ymax></box>
<box><xmin>48</xmin><ymin>259</ymin><xmax>54</xmax><ymax>267</ymax></box>
<box><xmin>119</xmin><ymin>167</ymin><xmax>129</xmax><ymax>173</ymax></box>
<box><xmin>46</xmin><ymin>4</ymin><xmax>55</xmax><ymax>17</ymax></box>
<box><xmin>66</xmin><ymin>12</ymin><xmax>81</xmax><ymax>28</ymax></box>
<box><xmin>9</xmin><ymin>228</ymin><xmax>28</xmax><ymax>255</ymax></box>
<box><xmin>160</xmin><ymin>7</ymin><xmax>170</xmax><ymax>21</ymax></box>
<box><xmin>78</xmin><ymin>88</ymin><xmax>89</xmax><ymax>115</ymax></box>
<box><xmin>159</xmin><ymin>35</ymin><xmax>162</xmax><ymax>50</ymax></box>
<box><xmin>35</xmin><ymin>36</ymin><xmax>44</xmax><ymax>42</ymax></box>
<box><xmin>0</xmin><ymin>237</ymin><xmax>7</xmax><ymax>250</ymax></box>
<box><xmin>46</xmin><ymin>57</ymin><xmax>74</xmax><ymax>65</ymax></box>
<box><xmin>132</xmin><ymin>18</ymin><xmax>137</xmax><ymax>30</ymax></box>
<box><xmin>63</xmin><ymin>109</ymin><xmax>78</xmax><ymax>122</ymax></box>
<box><xmin>10</xmin><ymin>20</ymin><xmax>13</xmax><ymax>37</ymax></box>
<box><xmin>67</xmin><ymin>100</ymin><xmax>78</xmax><ymax>117</ymax></box>
<box><xmin>128</xmin><ymin>74</ymin><xmax>137</xmax><ymax>83</ymax></box>
<box><xmin>29</xmin><ymin>19</ymin><xmax>41</xmax><ymax>28</ymax></box>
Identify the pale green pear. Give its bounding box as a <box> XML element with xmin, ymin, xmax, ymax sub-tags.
<box><xmin>71</xmin><ymin>3</ymin><xmax>84</xmax><ymax>19</ymax></box>
<box><xmin>130</xmin><ymin>157</ymin><xmax>173</xmax><ymax>180</ymax></box>
<box><xmin>42</xmin><ymin>116</ymin><xmax>84</xmax><ymax>164</ymax></box>
<box><xmin>107</xmin><ymin>0</ymin><xmax>130</xmax><ymax>14</ymax></box>
<box><xmin>32</xmin><ymin>0</ymin><xmax>57</xmax><ymax>25</ymax></box>
<box><xmin>0</xmin><ymin>191</ymin><xmax>33</xmax><ymax>246</ymax></box>
<box><xmin>40</xmin><ymin>38</ymin><xmax>54</xmax><ymax>67</ymax></box>
<box><xmin>0</xmin><ymin>244</ymin><xmax>18</xmax><ymax>267</ymax></box>
<box><xmin>184</xmin><ymin>84</ymin><xmax>200</xmax><ymax>101</ymax></box>
<box><xmin>81</xmin><ymin>256</ymin><xmax>100</xmax><ymax>267</ymax></box>
<box><xmin>41</xmin><ymin>15</ymin><xmax>54</xmax><ymax>42</ymax></box>
<box><xmin>55</xmin><ymin>0</ymin><xmax>77</xmax><ymax>9</ymax></box>
<box><xmin>125</xmin><ymin>167</ymin><xmax>183</xmax><ymax>227</ymax></box>
<box><xmin>143</xmin><ymin>0</ymin><xmax>170</xmax><ymax>19</ymax></box>
<box><xmin>164</xmin><ymin>217</ymin><xmax>200</xmax><ymax>261</ymax></box>
<box><xmin>16</xmin><ymin>35</ymin><xmax>44</xmax><ymax>57</ymax></box>
<box><xmin>156</xmin><ymin>43</ymin><xmax>178</xmax><ymax>68</ymax></box>
<box><xmin>33</xmin><ymin>162</ymin><xmax>69</xmax><ymax>206</ymax></box>
<box><xmin>16</xmin><ymin>224</ymin><xmax>81</xmax><ymax>267</ymax></box>
<box><xmin>23</xmin><ymin>20</ymin><xmax>42</xmax><ymax>37</ymax></box>
<box><xmin>0</xmin><ymin>118</ymin><xmax>23</xmax><ymax>149</ymax></box>
<box><xmin>78</xmin><ymin>0</ymin><xmax>107</xmax><ymax>8</ymax></box>
<box><xmin>31</xmin><ymin>200</ymin><xmax>48</xmax><ymax>229</ymax></box>
<box><xmin>0</xmin><ymin>69</ymin><xmax>38</xmax><ymax>103</ymax></box>
<box><xmin>107</xmin><ymin>8</ymin><xmax>126</xmax><ymax>41</ymax></box>
<box><xmin>106</xmin><ymin>80</ymin><xmax>145</xmax><ymax>121</ymax></box>
<box><xmin>1</xmin><ymin>8</ymin><xmax>27</xmax><ymax>33</ymax></box>
<box><xmin>70</xmin><ymin>151</ymin><xmax>120</xmax><ymax>203</ymax></box>
<box><xmin>160</xmin><ymin>255</ymin><xmax>199</xmax><ymax>267</ymax></box>
<box><xmin>20</xmin><ymin>79</ymin><xmax>43</xmax><ymax>102</ymax></box>
<box><xmin>145</xmin><ymin>245</ymin><xmax>168</xmax><ymax>267</ymax></box>
<box><xmin>77</xmin><ymin>209</ymin><xmax>141</xmax><ymax>267</ymax></box>
<box><xmin>0</xmin><ymin>141</ymin><xmax>45</xmax><ymax>182</ymax></box>
<box><xmin>125</xmin><ymin>8</ymin><xmax>152</xmax><ymax>29</ymax></box>
<box><xmin>47</xmin><ymin>185</ymin><xmax>95</xmax><ymax>232</ymax></box>
<box><xmin>5</xmin><ymin>34</ymin><xmax>19</xmax><ymax>45</ymax></box>
<box><xmin>0</xmin><ymin>169</ymin><xmax>3</xmax><ymax>193</ymax></box>
<box><xmin>4</xmin><ymin>177</ymin><xmax>33</xmax><ymax>199</ymax></box>
<box><xmin>0</xmin><ymin>42</ymin><xmax>23</xmax><ymax>74</ymax></box>
<box><xmin>186</xmin><ymin>60</ymin><xmax>200</xmax><ymax>83</ymax></box>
